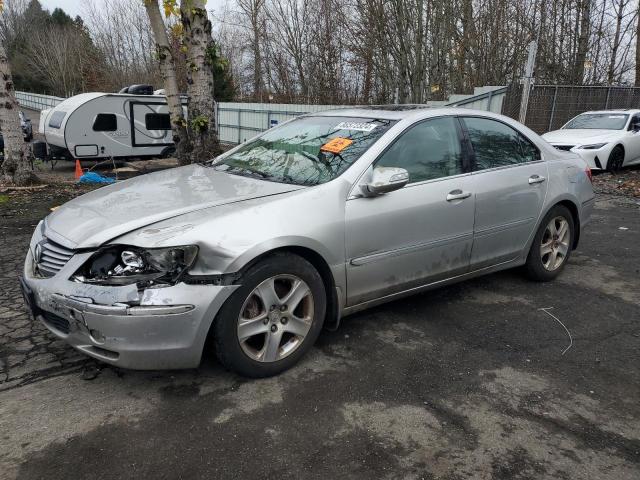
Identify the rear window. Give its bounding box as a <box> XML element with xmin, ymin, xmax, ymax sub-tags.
<box><xmin>145</xmin><ymin>113</ymin><xmax>171</xmax><ymax>130</ymax></box>
<box><xmin>463</xmin><ymin>117</ymin><xmax>540</xmax><ymax>169</ymax></box>
<box><xmin>48</xmin><ymin>111</ymin><xmax>67</xmax><ymax>129</ymax></box>
<box><xmin>93</xmin><ymin>113</ymin><xmax>117</xmax><ymax>132</ymax></box>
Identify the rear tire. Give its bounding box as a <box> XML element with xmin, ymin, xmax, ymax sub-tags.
<box><xmin>606</xmin><ymin>145</ymin><xmax>624</xmax><ymax>173</ymax></box>
<box><xmin>213</xmin><ymin>253</ymin><xmax>326</xmax><ymax>378</ymax></box>
<box><xmin>524</xmin><ymin>205</ymin><xmax>575</xmax><ymax>282</ymax></box>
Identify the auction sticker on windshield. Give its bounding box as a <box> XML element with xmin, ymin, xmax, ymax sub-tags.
<box><xmin>321</xmin><ymin>137</ymin><xmax>353</xmax><ymax>154</ymax></box>
<box><xmin>334</xmin><ymin>121</ymin><xmax>377</xmax><ymax>132</ymax></box>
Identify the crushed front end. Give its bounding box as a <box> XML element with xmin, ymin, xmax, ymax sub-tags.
<box><xmin>20</xmin><ymin>221</ymin><xmax>238</xmax><ymax>370</ymax></box>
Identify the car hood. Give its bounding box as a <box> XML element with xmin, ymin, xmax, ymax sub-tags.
<box><xmin>542</xmin><ymin>129</ymin><xmax>621</xmax><ymax>145</ymax></box>
<box><xmin>45</xmin><ymin>164</ymin><xmax>304</xmax><ymax>248</ymax></box>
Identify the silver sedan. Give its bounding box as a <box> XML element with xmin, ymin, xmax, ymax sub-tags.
<box><xmin>20</xmin><ymin>108</ymin><xmax>595</xmax><ymax>377</ymax></box>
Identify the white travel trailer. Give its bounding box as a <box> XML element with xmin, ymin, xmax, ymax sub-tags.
<box><xmin>39</xmin><ymin>91</ymin><xmax>187</xmax><ymax>160</ymax></box>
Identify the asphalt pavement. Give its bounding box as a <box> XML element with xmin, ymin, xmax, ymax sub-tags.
<box><xmin>1</xmin><ymin>188</ymin><xmax>639</xmax><ymax>480</ymax></box>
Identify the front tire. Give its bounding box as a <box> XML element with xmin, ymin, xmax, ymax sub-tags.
<box><xmin>524</xmin><ymin>205</ymin><xmax>575</xmax><ymax>282</ymax></box>
<box><xmin>606</xmin><ymin>145</ymin><xmax>624</xmax><ymax>173</ymax></box>
<box><xmin>213</xmin><ymin>253</ymin><xmax>326</xmax><ymax>377</ymax></box>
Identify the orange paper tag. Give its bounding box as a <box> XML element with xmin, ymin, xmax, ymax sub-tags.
<box><xmin>320</xmin><ymin>137</ymin><xmax>353</xmax><ymax>154</ymax></box>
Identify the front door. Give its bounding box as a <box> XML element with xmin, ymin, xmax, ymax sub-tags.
<box><xmin>345</xmin><ymin>116</ymin><xmax>475</xmax><ymax>306</ymax></box>
<box><xmin>130</xmin><ymin>101</ymin><xmax>173</xmax><ymax>148</ymax></box>
<box><xmin>625</xmin><ymin>113</ymin><xmax>640</xmax><ymax>164</ymax></box>
<box><xmin>460</xmin><ymin>116</ymin><xmax>548</xmax><ymax>269</ymax></box>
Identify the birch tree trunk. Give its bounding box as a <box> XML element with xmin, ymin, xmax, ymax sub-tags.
<box><xmin>0</xmin><ymin>41</ymin><xmax>37</xmax><ymax>186</ymax></box>
<box><xmin>180</xmin><ymin>0</ymin><xmax>221</xmax><ymax>162</ymax></box>
<box><xmin>144</xmin><ymin>0</ymin><xmax>191</xmax><ymax>165</ymax></box>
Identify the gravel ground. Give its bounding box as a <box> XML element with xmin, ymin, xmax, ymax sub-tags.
<box><xmin>0</xmin><ymin>181</ymin><xmax>639</xmax><ymax>480</ymax></box>
<box><xmin>593</xmin><ymin>167</ymin><xmax>640</xmax><ymax>198</ymax></box>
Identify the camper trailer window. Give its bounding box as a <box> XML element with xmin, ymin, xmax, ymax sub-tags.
<box><xmin>145</xmin><ymin>113</ymin><xmax>171</xmax><ymax>130</ymax></box>
<box><xmin>48</xmin><ymin>111</ymin><xmax>67</xmax><ymax>129</ymax></box>
<box><xmin>93</xmin><ymin>113</ymin><xmax>117</xmax><ymax>132</ymax></box>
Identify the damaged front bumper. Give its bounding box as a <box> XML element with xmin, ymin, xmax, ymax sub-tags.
<box><xmin>21</xmin><ymin>242</ymin><xmax>238</xmax><ymax>370</ymax></box>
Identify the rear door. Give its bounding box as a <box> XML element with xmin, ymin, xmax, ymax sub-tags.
<box><xmin>345</xmin><ymin>116</ymin><xmax>475</xmax><ymax>306</ymax></box>
<box><xmin>460</xmin><ymin>116</ymin><xmax>548</xmax><ymax>269</ymax></box>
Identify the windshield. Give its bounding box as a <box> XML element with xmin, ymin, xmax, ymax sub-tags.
<box><xmin>563</xmin><ymin>113</ymin><xmax>629</xmax><ymax>130</ymax></box>
<box><xmin>212</xmin><ymin>116</ymin><xmax>396</xmax><ymax>186</ymax></box>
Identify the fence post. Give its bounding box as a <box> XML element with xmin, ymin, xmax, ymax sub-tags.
<box><xmin>605</xmin><ymin>87</ymin><xmax>611</xmax><ymax>109</ymax></box>
<box><xmin>237</xmin><ymin>109</ymin><xmax>241</xmax><ymax>144</ymax></box>
<box><xmin>215</xmin><ymin>101</ymin><xmax>219</xmax><ymax>134</ymax></box>
<box><xmin>519</xmin><ymin>41</ymin><xmax>537</xmax><ymax>124</ymax></box>
<box><xmin>548</xmin><ymin>86</ymin><xmax>558</xmax><ymax>131</ymax></box>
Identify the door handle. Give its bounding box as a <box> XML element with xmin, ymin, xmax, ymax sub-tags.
<box><xmin>446</xmin><ymin>190</ymin><xmax>472</xmax><ymax>201</ymax></box>
<box><xmin>528</xmin><ymin>175</ymin><xmax>546</xmax><ymax>184</ymax></box>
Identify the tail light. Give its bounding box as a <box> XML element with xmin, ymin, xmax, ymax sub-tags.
<box><xmin>584</xmin><ymin>166</ymin><xmax>593</xmax><ymax>183</ymax></box>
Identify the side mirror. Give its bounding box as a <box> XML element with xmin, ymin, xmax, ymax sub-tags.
<box><xmin>632</xmin><ymin>123</ymin><xmax>640</xmax><ymax>132</ymax></box>
<box><xmin>365</xmin><ymin>167</ymin><xmax>409</xmax><ymax>195</ymax></box>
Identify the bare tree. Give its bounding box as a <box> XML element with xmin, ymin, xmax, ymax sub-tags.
<box><xmin>23</xmin><ymin>22</ymin><xmax>99</xmax><ymax>96</ymax></box>
<box><xmin>237</xmin><ymin>0</ymin><xmax>265</xmax><ymax>99</ymax></box>
<box><xmin>84</xmin><ymin>0</ymin><xmax>159</xmax><ymax>91</ymax></box>
<box><xmin>6</xmin><ymin>0</ymin><xmax>640</xmax><ymax>116</ymax></box>
<box><xmin>264</xmin><ymin>0</ymin><xmax>311</xmax><ymax>100</ymax></box>
<box><xmin>144</xmin><ymin>0</ymin><xmax>191</xmax><ymax>164</ymax></box>
<box><xmin>571</xmin><ymin>0</ymin><xmax>592</xmax><ymax>84</ymax></box>
<box><xmin>180</xmin><ymin>0</ymin><xmax>221</xmax><ymax>161</ymax></box>
<box><xmin>636</xmin><ymin>0</ymin><xmax>640</xmax><ymax>86</ymax></box>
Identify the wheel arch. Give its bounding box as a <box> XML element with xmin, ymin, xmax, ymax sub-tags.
<box><xmin>229</xmin><ymin>245</ymin><xmax>342</xmax><ymax>331</ymax></box>
<box><xmin>607</xmin><ymin>143</ymin><xmax>625</xmax><ymax>169</ymax></box>
<box><xmin>553</xmin><ymin>199</ymin><xmax>581</xmax><ymax>250</ymax></box>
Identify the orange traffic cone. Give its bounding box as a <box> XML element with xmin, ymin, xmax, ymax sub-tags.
<box><xmin>74</xmin><ymin>159</ymin><xmax>83</xmax><ymax>180</ymax></box>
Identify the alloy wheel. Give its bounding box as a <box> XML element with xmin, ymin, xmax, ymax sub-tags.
<box><xmin>237</xmin><ymin>274</ymin><xmax>314</xmax><ymax>362</ymax></box>
<box><xmin>540</xmin><ymin>216</ymin><xmax>570</xmax><ymax>271</ymax></box>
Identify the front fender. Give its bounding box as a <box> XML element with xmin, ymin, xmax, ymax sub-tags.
<box><xmin>222</xmin><ymin>236</ymin><xmax>338</xmax><ymax>275</ymax></box>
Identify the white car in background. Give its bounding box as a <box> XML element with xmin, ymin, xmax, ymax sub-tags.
<box><xmin>542</xmin><ymin>110</ymin><xmax>640</xmax><ymax>172</ymax></box>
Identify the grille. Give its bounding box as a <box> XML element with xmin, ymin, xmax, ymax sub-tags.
<box><xmin>554</xmin><ymin>145</ymin><xmax>574</xmax><ymax>151</ymax></box>
<box><xmin>36</xmin><ymin>238</ymin><xmax>75</xmax><ymax>277</ymax></box>
<box><xmin>41</xmin><ymin>310</ymin><xmax>70</xmax><ymax>334</ymax></box>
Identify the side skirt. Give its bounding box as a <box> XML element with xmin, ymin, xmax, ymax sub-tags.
<box><xmin>340</xmin><ymin>257</ymin><xmax>522</xmax><ymax>318</ymax></box>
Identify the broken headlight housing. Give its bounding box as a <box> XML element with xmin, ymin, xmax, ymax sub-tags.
<box><xmin>72</xmin><ymin>245</ymin><xmax>198</xmax><ymax>286</ymax></box>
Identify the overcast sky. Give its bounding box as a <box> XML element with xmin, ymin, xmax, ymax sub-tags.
<box><xmin>40</xmin><ymin>0</ymin><xmax>227</xmax><ymax>19</ymax></box>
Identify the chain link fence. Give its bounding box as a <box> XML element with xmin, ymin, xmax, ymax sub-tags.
<box><xmin>502</xmin><ymin>84</ymin><xmax>640</xmax><ymax>134</ymax></box>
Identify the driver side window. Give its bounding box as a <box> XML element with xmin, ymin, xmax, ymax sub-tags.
<box><xmin>629</xmin><ymin>115</ymin><xmax>640</xmax><ymax>131</ymax></box>
<box><xmin>375</xmin><ymin>117</ymin><xmax>463</xmax><ymax>183</ymax></box>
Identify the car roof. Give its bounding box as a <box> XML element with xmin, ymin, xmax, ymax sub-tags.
<box><xmin>310</xmin><ymin>106</ymin><xmax>498</xmax><ymax>121</ymax></box>
<box><xmin>578</xmin><ymin>109</ymin><xmax>640</xmax><ymax>115</ymax></box>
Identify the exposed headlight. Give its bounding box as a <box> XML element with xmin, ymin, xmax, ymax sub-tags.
<box><xmin>578</xmin><ymin>143</ymin><xmax>607</xmax><ymax>150</ymax></box>
<box><xmin>72</xmin><ymin>245</ymin><xmax>198</xmax><ymax>286</ymax></box>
